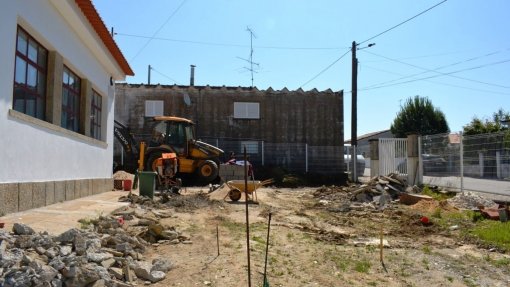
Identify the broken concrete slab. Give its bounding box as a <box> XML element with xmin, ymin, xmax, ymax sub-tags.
<box><xmin>352</xmin><ymin>238</ymin><xmax>390</xmax><ymax>247</ymax></box>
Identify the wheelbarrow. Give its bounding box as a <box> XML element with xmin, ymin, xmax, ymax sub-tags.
<box><xmin>224</xmin><ymin>179</ymin><xmax>273</xmax><ymax>202</ymax></box>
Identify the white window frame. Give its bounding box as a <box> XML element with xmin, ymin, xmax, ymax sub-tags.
<box><xmin>234</xmin><ymin>102</ymin><xmax>260</xmax><ymax>119</ymax></box>
<box><xmin>145</xmin><ymin>100</ymin><xmax>164</xmax><ymax>117</ymax></box>
<box><xmin>240</xmin><ymin>141</ymin><xmax>259</xmax><ymax>154</ymax></box>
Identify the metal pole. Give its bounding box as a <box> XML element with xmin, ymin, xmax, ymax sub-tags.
<box><xmin>261</xmin><ymin>141</ymin><xmax>265</xmax><ymax>166</ymax></box>
<box><xmin>148</xmin><ymin>65</ymin><xmax>151</xmax><ymax>85</ymax></box>
<box><xmin>305</xmin><ymin>144</ymin><xmax>308</xmax><ymax>173</ymax></box>
<box><xmin>496</xmin><ymin>151</ymin><xmax>501</xmax><ymax>179</ymax></box>
<box><xmin>418</xmin><ymin>136</ymin><xmax>423</xmax><ymax>185</ymax></box>
<box><xmin>351</xmin><ymin>41</ymin><xmax>358</xmax><ymax>182</ymax></box>
<box><xmin>244</xmin><ymin>146</ymin><xmax>252</xmax><ymax>287</ymax></box>
<box><xmin>460</xmin><ymin>132</ymin><xmax>464</xmax><ymax>194</ymax></box>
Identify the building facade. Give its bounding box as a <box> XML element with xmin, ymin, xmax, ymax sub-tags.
<box><xmin>114</xmin><ymin>84</ymin><xmax>344</xmax><ymax>174</ymax></box>
<box><xmin>0</xmin><ymin>0</ymin><xmax>133</xmax><ymax>215</ymax></box>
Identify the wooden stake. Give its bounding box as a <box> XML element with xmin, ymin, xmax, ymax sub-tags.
<box><xmin>216</xmin><ymin>225</ymin><xmax>220</xmax><ymax>256</ymax></box>
<box><xmin>263</xmin><ymin>213</ymin><xmax>272</xmax><ymax>287</ymax></box>
<box><xmin>380</xmin><ymin>225</ymin><xmax>388</xmax><ymax>273</ymax></box>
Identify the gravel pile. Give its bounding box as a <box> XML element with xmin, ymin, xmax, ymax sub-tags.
<box><xmin>447</xmin><ymin>192</ymin><xmax>498</xmax><ymax>210</ymax></box>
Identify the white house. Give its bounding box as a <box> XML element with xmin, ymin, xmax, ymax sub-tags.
<box><xmin>0</xmin><ymin>0</ymin><xmax>133</xmax><ymax>215</ymax></box>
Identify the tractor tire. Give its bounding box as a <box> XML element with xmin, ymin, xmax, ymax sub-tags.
<box><xmin>145</xmin><ymin>153</ymin><xmax>162</xmax><ymax>172</ymax></box>
<box><xmin>196</xmin><ymin>160</ymin><xmax>219</xmax><ymax>184</ymax></box>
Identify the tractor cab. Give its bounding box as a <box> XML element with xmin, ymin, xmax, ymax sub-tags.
<box><xmin>149</xmin><ymin>116</ymin><xmax>194</xmax><ymax>156</ymax></box>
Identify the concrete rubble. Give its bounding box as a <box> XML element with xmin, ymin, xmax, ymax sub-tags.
<box><xmin>447</xmin><ymin>191</ymin><xmax>498</xmax><ymax>210</ymax></box>
<box><xmin>314</xmin><ymin>173</ymin><xmax>416</xmax><ymax>211</ymax></box>
<box><xmin>0</xmin><ymin>196</ymin><xmax>188</xmax><ymax>287</ymax></box>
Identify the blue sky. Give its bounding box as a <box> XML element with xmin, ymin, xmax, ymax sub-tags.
<box><xmin>94</xmin><ymin>0</ymin><xmax>510</xmax><ymax>139</ymax></box>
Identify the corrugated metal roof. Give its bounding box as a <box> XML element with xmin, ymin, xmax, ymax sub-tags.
<box><xmin>74</xmin><ymin>0</ymin><xmax>134</xmax><ymax>76</ymax></box>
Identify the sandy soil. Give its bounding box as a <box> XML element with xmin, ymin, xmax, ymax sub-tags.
<box><xmin>139</xmin><ymin>186</ymin><xmax>510</xmax><ymax>287</ymax></box>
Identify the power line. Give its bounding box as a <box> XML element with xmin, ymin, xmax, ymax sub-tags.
<box><xmin>150</xmin><ymin>66</ymin><xmax>181</xmax><ymax>85</ymax></box>
<box><xmin>358</xmin><ymin>58</ymin><xmax>510</xmax><ymax>91</ymax></box>
<box><xmin>361</xmin><ymin>50</ymin><xmax>510</xmax><ymax>89</ymax></box>
<box><xmin>362</xmin><ymin>50</ymin><xmax>474</xmax><ymax>63</ymax></box>
<box><xmin>362</xmin><ymin>49</ymin><xmax>508</xmax><ymax>88</ymax></box>
<box><xmin>358</xmin><ymin>0</ymin><xmax>448</xmax><ymax>45</ymax></box>
<box><xmin>358</xmin><ymin>63</ymin><xmax>510</xmax><ymax>96</ymax></box>
<box><xmin>299</xmin><ymin>48</ymin><xmax>351</xmax><ymax>88</ymax></box>
<box><xmin>130</xmin><ymin>0</ymin><xmax>188</xmax><ymax>61</ymax></box>
<box><xmin>300</xmin><ymin>1</ymin><xmax>447</xmax><ymax>88</ymax></box>
<box><xmin>116</xmin><ymin>32</ymin><xmax>347</xmax><ymax>51</ymax></box>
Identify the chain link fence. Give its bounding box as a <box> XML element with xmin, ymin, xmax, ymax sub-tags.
<box><xmin>201</xmin><ymin>137</ymin><xmax>344</xmax><ymax>175</ymax></box>
<box><xmin>421</xmin><ymin>131</ymin><xmax>510</xmax><ymax>195</ymax></box>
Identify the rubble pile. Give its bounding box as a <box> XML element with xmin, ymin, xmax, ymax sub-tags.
<box><xmin>447</xmin><ymin>192</ymin><xmax>498</xmax><ymax>210</ymax></box>
<box><xmin>119</xmin><ymin>192</ymin><xmax>221</xmax><ymax>212</ymax></box>
<box><xmin>0</xmin><ymin>203</ymin><xmax>189</xmax><ymax>286</ymax></box>
<box><xmin>314</xmin><ymin>173</ymin><xmax>414</xmax><ymax>211</ymax></box>
<box><xmin>113</xmin><ymin>171</ymin><xmax>134</xmax><ymax>181</ymax></box>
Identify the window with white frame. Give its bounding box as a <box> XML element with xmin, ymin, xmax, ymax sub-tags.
<box><xmin>234</xmin><ymin>102</ymin><xmax>260</xmax><ymax>119</ymax></box>
<box><xmin>145</xmin><ymin>100</ymin><xmax>164</xmax><ymax>117</ymax></box>
<box><xmin>240</xmin><ymin>141</ymin><xmax>259</xmax><ymax>154</ymax></box>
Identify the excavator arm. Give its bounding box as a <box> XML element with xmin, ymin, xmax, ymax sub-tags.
<box><xmin>114</xmin><ymin>120</ymin><xmax>140</xmax><ymax>172</ymax></box>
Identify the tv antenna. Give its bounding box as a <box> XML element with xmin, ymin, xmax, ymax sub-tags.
<box><xmin>237</xmin><ymin>27</ymin><xmax>259</xmax><ymax>87</ymax></box>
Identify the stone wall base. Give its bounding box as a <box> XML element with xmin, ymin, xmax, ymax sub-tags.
<box><xmin>0</xmin><ymin>178</ymin><xmax>113</xmax><ymax>216</ymax></box>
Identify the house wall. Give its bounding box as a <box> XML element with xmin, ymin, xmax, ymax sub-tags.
<box><xmin>114</xmin><ymin>84</ymin><xmax>344</xmax><ymax>175</ymax></box>
<box><xmin>115</xmin><ymin>84</ymin><xmax>344</xmax><ymax>146</ymax></box>
<box><xmin>0</xmin><ymin>1</ymin><xmax>120</xmax><ymax>214</ymax></box>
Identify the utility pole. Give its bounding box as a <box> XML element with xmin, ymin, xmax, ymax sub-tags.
<box><xmin>351</xmin><ymin>41</ymin><xmax>358</xmax><ymax>182</ymax></box>
<box><xmin>350</xmin><ymin>41</ymin><xmax>375</xmax><ymax>182</ymax></box>
<box><xmin>148</xmin><ymin>65</ymin><xmax>151</xmax><ymax>85</ymax></box>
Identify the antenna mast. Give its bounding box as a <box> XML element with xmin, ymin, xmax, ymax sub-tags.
<box><xmin>237</xmin><ymin>27</ymin><xmax>259</xmax><ymax>87</ymax></box>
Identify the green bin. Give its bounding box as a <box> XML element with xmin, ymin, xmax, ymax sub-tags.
<box><xmin>137</xmin><ymin>171</ymin><xmax>157</xmax><ymax>199</ymax></box>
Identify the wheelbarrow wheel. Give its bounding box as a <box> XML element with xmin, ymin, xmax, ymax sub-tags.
<box><xmin>228</xmin><ymin>188</ymin><xmax>242</xmax><ymax>201</ymax></box>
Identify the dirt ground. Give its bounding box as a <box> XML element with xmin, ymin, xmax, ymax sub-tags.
<box><xmin>139</xmin><ymin>186</ymin><xmax>510</xmax><ymax>287</ymax></box>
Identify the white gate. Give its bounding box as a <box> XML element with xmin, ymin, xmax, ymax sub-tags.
<box><xmin>379</xmin><ymin>138</ymin><xmax>408</xmax><ymax>176</ymax></box>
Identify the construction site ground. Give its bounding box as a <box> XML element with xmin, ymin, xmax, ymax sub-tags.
<box><xmin>2</xmin><ymin>183</ymin><xmax>510</xmax><ymax>287</ymax></box>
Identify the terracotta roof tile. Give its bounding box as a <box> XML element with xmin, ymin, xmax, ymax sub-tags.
<box><xmin>74</xmin><ymin>0</ymin><xmax>134</xmax><ymax>76</ymax></box>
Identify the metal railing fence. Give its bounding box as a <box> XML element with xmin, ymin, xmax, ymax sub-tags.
<box><xmin>421</xmin><ymin>131</ymin><xmax>510</xmax><ymax>195</ymax></box>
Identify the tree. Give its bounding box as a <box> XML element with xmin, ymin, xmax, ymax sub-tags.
<box><xmin>390</xmin><ymin>96</ymin><xmax>449</xmax><ymax>137</ymax></box>
<box><xmin>463</xmin><ymin>108</ymin><xmax>510</xmax><ymax>135</ymax></box>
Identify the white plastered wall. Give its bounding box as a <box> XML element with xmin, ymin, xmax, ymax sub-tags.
<box><xmin>0</xmin><ymin>0</ymin><xmax>125</xmax><ymax>183</ymax></box>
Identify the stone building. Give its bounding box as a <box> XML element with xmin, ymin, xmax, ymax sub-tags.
<box><xmin>115</xmin><ymin>84</ymin><xmax>344</xmax><ymax>175</ymax></box>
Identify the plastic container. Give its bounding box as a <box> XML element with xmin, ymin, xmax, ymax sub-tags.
<box><xmin>123</xmin><ymin>179</ymin><xmax>132</xmax><ymax>191</ymax></box>
<box><xmin>138</xmin><ymin>171</ymin><xmax>157</xmax><ymax>199</ymax></box>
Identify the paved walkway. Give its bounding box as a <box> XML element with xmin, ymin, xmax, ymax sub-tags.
<box><xmin>0</xmin><ymin>190</ymin><xmax>133</xmax><ymax>235</ymax></box>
